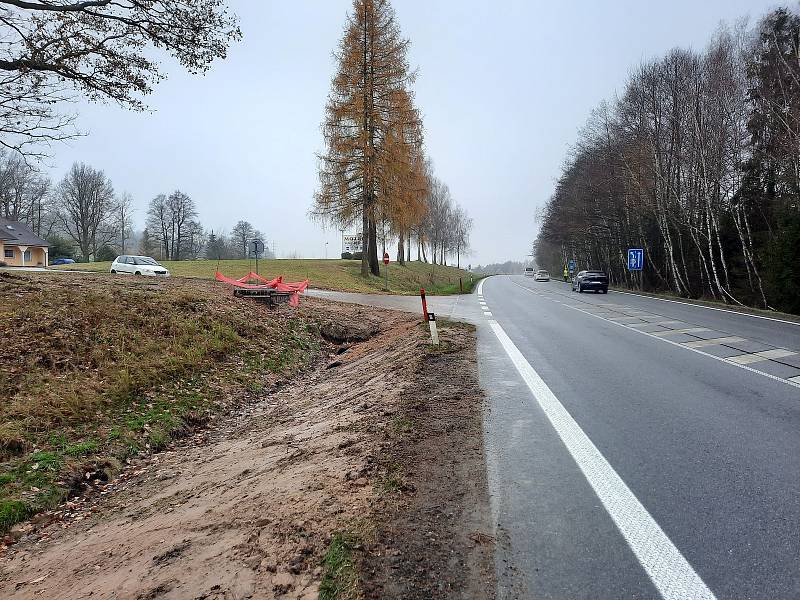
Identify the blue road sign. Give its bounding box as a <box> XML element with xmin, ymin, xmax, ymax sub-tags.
<box><xmin>568</xmin><ymin>259</ymin><xmax>576</xmax><ymax>272</ymax></box>
<box><xmin>628</xmin><ymin>248</ymin><xmax>644</xmax><ymax>271</ymax></box>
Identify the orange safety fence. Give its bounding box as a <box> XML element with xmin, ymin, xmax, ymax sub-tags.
<box><xmin>215</xmin><ymin>272</ymin><xmax>309</xmax><ymax>306</ymax></box>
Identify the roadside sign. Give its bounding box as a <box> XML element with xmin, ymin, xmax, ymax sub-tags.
<box><xmin>343</xmin><ymin>233</ymin><xmax>363</xmax><ymax>254</ymax></box>
<box><xmin>628</xmin><ymin>248</ymin><xmax>644</xmax><ymax>271</ymax></box>
<box><xmin>383</xmin><ymin>252</ymin><xmax>390</xmax><ymax>265</ymax></box>
<box><xmin>250</xmin><ymin>239</ymin><xmax>264</xmax><ymax>256</ymax></box>
<box><xmin>568</xmin><ymin>259</ymin><xmax>576</xmax><ymax>273</ymax></box>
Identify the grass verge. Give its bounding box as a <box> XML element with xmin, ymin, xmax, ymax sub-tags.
<box><xmin>0</xmin><ymin>273</ymin><xmax>326</xmax><ymax>535</ymax></box>
<box><xmin>54</xmin><ymin>259</ymin><xmax>475</xmax><ymax>295</ymax></box>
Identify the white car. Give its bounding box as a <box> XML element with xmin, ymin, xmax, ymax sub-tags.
<box><xmin>534</xmin><ymin>269</ymin><xmax>550</xmax><ymax>281</ymax></box>
<box><xmin>524</xmin><ymin>267</ymin><xmax>535</xmax><ymax>277</ymax></box>
<box><xmin>110</xmin><ymin>255</ymin><xmax>170</xmax><ymax>277</ymax></box>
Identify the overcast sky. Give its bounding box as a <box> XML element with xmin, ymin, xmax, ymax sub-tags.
<box><xmin>44</xmin><ymin>0</ymin><xmax>779</xmax><ymax>265</ymax></box>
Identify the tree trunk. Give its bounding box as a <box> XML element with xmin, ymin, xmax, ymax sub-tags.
<box><xmin>397</xmin><ymin>231</ymin><xmax>405</xmax><ymax>265</ymax></box>
<box><xmin>368</xmin><ymin>216</ymin><xmax>380</xmax><ymax>276</ymax></box>
<box><xmin>360</xmin><ymin>201</ymin><xmax>369</xmax><ymax>277</ymax></box>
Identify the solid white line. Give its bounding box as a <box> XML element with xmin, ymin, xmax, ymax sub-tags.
<box><xmin>511</xmin><ymin>280</ymin><xmax>800</xmax><ymax>390</ymax></box>
<box><xmin>611</xmin><ymin>289</ymin><xmax>800</xmax><ymax>327</ymax></box>
<box><xmin>477</xmin><ymin>278</ymin><xmax>486</xmax><ymax>295</ymax></box>
<box><xmin>487</xmin><ymin>320</ymin><xmax>716</xmax><ymax>600</ymax></box>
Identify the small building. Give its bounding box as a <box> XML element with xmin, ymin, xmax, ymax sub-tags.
<box><xmin>0</xmin><ymin>217</ymin><xmax>49</xmax><ymax>267</ymax></box>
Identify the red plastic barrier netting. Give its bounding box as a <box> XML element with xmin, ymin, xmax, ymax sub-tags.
<box><xmin>215</xmin><ymin>272</ymin><xmax>309</xmax><ymax>306</ymax></box>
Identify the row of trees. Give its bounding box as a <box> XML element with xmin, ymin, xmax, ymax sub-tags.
<box><xmin>0</xmin><ymin>153</ymin><xmax>272</xmax><ymax>262</ymax></box>
<box><xmin>534</xmin><ymin>7</ymin><xmax>800</xmax><ymax>313</ymax></box>
<box><xmin>314</xmin><ymin>0</ymin><xmax>471</xmax><ymax>274</ymax></box>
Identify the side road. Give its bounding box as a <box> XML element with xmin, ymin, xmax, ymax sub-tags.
<box><xmin>0</xmin><ymin>302</ymin><xmax>495</xmax><ymax>599</ymax></box>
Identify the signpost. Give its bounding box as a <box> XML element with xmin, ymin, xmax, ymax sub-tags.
<box><xmin>627</xmin><ymin>248</ymin><xmax>644</xmax><ymax>271</ymax></box>
<box><xmin>568</xmin><ymin>259</ymin><xmax>576</xmax><ymax>276</ymax></box>
<box><xmin>383</xmin><ymin>251</ymin><xmax>390</xmax><ymax>291</ymax></box>
<box><xmin>250</xmin><ymin>239</ymin><xmax>265</xmax><ymax>275</ymax></box>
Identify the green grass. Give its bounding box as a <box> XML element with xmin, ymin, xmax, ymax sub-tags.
<box><xmin>319</xmin><ymin>533</ymin><xmax>360</xmax><ymax>600</ymax></box>
<box><xmin>0</xmin><ymin>500</ymin><xmax>31</xmax><ymax>532</ymax></box>
<box><xmin>55</xmin><ymin>258</ymin><xmax>475</xmax><ymax>295</ymax></box>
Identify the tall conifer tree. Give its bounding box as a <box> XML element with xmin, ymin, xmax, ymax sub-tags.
<box><xmin>315</xmin><ymin>0</ymin><xmax>424</xmax><ymax>276</ymax></box>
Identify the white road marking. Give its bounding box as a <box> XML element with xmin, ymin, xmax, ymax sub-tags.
<box><xmin>728</xmin><ymin>349</ymin><xmax>796</xmax><ymax>365</ymax></box>
<box><xmin>487</xmin><ymin>319</ymin><xmax>716</xmax><ymax>600</ymax></box>
<box><xmin>484</xmin><ymin>311</ymin><xmax>493</xmax><ymax>317</ymax></box>
<box><xmin>790</xmin><ymin>376</ymin><xmax>800</xmax><ymax>384</ymax></box>
<box><xmin>684</xmin><ymin>337</ymin><xmax>745</xmax><ymax>349</ymax></box>
<box><xmin>477</xmin><ymin>279</ymin><xmax>486</xmax><ymax>295</ymax></box>
<box><xmin>611</xmin><ymin>289</ymin><xmax>800</xmax><ymax>327</ymax></box>
<box><xmin>509</xmin><ymin>279</ymin><xmax>800</xmax><ymax>390</ymax></box>
<box><xmin>651</xmin><ymin>328</ymin><xmax>711</xmax><ymax>337</ymax></box>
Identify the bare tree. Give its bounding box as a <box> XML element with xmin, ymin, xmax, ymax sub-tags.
<box><xmin>0</xmin><ymin>0</ymin><xmax>241</xmax><ymax>156</ymax></box>
<box><xmin>116</xmin><ymin>191</ymin><xmax>134</xmax><ymax>254</ymax></box>
<box><xmin>56</xmin><ymin>162</ymin><xmax>115</xmax><ymax>260</ymax></box>
<box><xmin>230</xmin><ymin>220</ymin><xmax>255</xmax><ymax>258</ymax></box>
<box><xmin>452</xmin><ymin>204</ymin><xmax>472</xmax><ymax>269</ymax></box>
<box><xmin>534</xmin><ymin>8</ymin><xmax>800</xmax><ymax>313</ymax></box>
<box><xmin>0</xmin><ymin>149</ymin><xmax>50</xmax><ymax>226</ymax></box>
<box><xmin>145</xmin><ymin>190</ymin><xmax>198</xmax><ymax>260</ymax></box>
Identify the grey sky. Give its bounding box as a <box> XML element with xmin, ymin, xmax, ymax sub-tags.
<box><xmin>46</xmin><ymin>0</ymin><xmax>779</xmax><ymax>265</ymax></box>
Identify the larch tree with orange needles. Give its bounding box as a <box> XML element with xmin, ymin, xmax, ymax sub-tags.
<box><xmin>314</xmin><ymin>0</ymin><xmax>425</xmax><ymax>277</ymax></box>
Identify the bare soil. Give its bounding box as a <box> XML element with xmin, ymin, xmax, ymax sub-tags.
<box><xmin>360</xmin><ymin>322</ymin><xmax>496</xmax><ymax>600</ymax></box>
<box><xmin>0</xmin><ymin>290</ymin><xmax>495</xmax><ymax>599</ymax></box>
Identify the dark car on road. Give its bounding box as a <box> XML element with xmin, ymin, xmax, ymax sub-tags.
<box><xmin>572</xmin><ymin>270</ymin><xmax>609</xmax><ymax>294</ymax></box>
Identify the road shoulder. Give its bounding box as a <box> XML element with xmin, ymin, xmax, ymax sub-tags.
<box><xmin>359</xmin><ymin>320</ymin><xmax>496</xmax><ymax>599</ymax></box>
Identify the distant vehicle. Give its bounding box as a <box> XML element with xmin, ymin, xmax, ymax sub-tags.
<box><xmin>111</xmin><ymin>255</ymin><xmax>170</xmax><ymax>277</ymax></box>
<box><xmin>572</xmin><ymin>270</ymin><xmax>608</xmax><ymax>294</ymax></box>
<box><xmin>534</xmin><ymin>270</ymin><xmax>550</xmax><ymax>281</ymax></box>
<box><xmin>51</xmin><ymin>258</ymin><xmax>75</xmax><ymax>265</ymax></box>
<box><xmin>524</xmin><ymin>267</ymin><xmax>535</xmax><ymax>277</ymax></box>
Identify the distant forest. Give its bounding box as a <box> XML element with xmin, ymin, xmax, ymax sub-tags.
<box><xmin>472</xmin><ymin>261</ymin><xmax>526</xmax><ymax>275</ymax></box>
<box><xmin>535</xmin><ymin>7</ymin><xmax>800</xmax><ymax>313</ymax></box>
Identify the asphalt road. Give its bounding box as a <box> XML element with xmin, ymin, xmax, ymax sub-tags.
<box><xmin>478</xmin><ymin>276</ymin><xmax>800</xmax><ymax>600</ymax></box>
<box><xmin>309</xmin><ymin>277</ymin><xmax>800</xmax><ymax>599</ymax></box>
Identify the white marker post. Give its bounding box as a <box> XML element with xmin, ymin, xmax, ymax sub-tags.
<box><xmin>428</xmin><ymin>312</ymin><xmax>439</xmax><ymax>346</ymax></box>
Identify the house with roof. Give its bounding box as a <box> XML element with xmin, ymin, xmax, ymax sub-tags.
<box><xmin>0</xmin><ymin>216</ymin><xmax>49</xmax><ymax>267</ymax></box>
